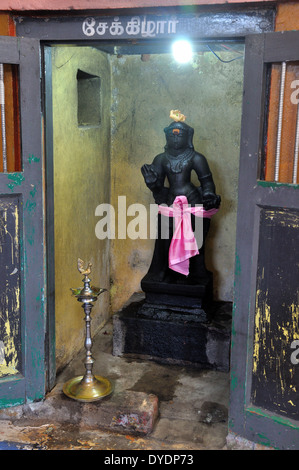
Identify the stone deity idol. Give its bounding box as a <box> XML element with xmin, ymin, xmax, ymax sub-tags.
<box><xmin>141</xmin><ymin>111</ymin><xmax>221</xmax><ymax>288</ymax></box>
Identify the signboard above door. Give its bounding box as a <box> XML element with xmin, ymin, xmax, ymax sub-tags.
<box><xmin>15</xmin><ymin>9</ymin><xmax>275</xmax><ymax>42</ymax></box>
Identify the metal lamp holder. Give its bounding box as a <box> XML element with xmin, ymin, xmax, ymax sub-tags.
<box><xmin>63</xmin><ymin>259</ymin><xmax>113</xmax><ymax>402</ymax></box>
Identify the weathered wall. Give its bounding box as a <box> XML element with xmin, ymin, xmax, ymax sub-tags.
<box><xmin>109</xmin><ymin>49</ymin><xmax>244</xmax><ymax>311</ymax></box>
<box><xmin>52</xmin><ymin>46</ymin><xmax>111</xmax><ymax>372</ymax></box>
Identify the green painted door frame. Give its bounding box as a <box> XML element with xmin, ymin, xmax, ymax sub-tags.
<box><xmin>229</xmin><ymin>31</ymin><xmax>299</xmax><ymax>449</ymax></box>
<box><xmin>0</xmin><ymin>37</ymin><xmax>47</xmax><ymax>408</ymax></box>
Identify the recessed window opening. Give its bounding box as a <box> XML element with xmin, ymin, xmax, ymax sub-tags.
<box><xmin>77</xmin><ymin>69</ymin><xmax>101</xmax><ymax>127</ymax></box>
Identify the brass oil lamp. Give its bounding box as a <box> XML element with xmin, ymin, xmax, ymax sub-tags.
<box><xmin>63</xmin><ymin>259</ymin><xmax>113</xmax><ymax>402</ymax></box>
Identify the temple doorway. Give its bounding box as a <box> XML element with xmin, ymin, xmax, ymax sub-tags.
<box><xmin>48</xmin><ymin>41</ymin><xmax>244</xmax><ymax>377</ymax></box>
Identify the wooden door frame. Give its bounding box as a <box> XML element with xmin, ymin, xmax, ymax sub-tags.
<box><xmin>15</xmin><ymin>8</ymin><xmax>275</xmax><ymax>394</ymax></box>
<box><xmin>42</xmin><ymin>46</ymin><xmax>56</xmax><ymax>391</ymax></box>
<box><xmin>0</xmin><ymin>37</ymin><xmax>47</xmax><ymax>407</ymax></box>
<box><xmin>229</xmin><ymin>31</ymin><xmax>299</xmax><ymax>450</ymax></box>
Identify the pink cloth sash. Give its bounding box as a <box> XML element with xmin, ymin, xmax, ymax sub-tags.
<box><xmin>158</xmin><ymin>195</ymin><xmax>218</xmax><ymax>276</ymax></box>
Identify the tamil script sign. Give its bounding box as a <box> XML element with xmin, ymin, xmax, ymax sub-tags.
<box><xmin>82</xmin><ymin>16</ymin><xmax>180</xmax><ymax>38</ymax></box>
<box><xmin>15</xmin><ymin>11</ymin><xmax>275</xmax><ymax>41</ymax></box>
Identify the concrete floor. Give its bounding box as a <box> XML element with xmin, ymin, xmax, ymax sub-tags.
<box><xmin>0</xmin><ymin>319</ymin><xmax>231</xmax><ymax>451</ymax></box>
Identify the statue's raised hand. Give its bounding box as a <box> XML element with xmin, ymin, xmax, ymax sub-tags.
<box><xmin>141</xmin><ymin>164</ymin><xmax>158</xmax><ymax>186</ymax></box>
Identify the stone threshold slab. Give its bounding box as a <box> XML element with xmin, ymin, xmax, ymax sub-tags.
<box><xmin>0</xmin><ymin>384</ymin><xmax>159</xmax><ymax>436</ymax></box>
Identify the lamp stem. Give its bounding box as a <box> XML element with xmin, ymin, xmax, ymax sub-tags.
<box><xmin>82</xmin><ymin>301</ymin><xmax>94</xmax><ymax>383</ymax></box>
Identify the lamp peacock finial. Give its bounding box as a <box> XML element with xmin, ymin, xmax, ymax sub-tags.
<box><xmin>77</xmin><ymin>258</ymin><xmax>92</xmax><ymax>276</ymax></box>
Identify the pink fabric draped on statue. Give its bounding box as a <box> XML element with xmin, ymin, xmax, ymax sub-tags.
<box><xmin>158</xmin><ymin>195</ymin><xmax>218</xmax><ymax>276</ymax></box>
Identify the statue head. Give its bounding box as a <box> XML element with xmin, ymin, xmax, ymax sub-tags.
<box><xmin>164</xmin><ymin>121</ymin><xmax>194</xmax><ymax>152</ymax></box>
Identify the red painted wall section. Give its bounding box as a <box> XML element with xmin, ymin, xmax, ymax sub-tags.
<box><xmin>1</xmin><ymin>0</ymin><xmax>277</xmax><ymax>12</ymax></box>
<box><xmin>0</xmin><ymin>14</ymin><xmax>15</xmax><ymax>35</ymax></box>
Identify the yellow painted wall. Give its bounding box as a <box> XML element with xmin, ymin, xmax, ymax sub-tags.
<box><xmin>52</xmin><ymin>46</ymin><xmax>111</xmax><ymax>372</ymax></box>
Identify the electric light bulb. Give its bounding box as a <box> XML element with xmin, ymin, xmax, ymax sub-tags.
<box><xmin>172</xmin><ymin>40</ymin><xmax>193</xmax><ymax>64</ymax></box>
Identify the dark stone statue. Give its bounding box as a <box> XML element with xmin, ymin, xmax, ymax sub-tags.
<box><xmin>112</xmin><ymin>116</ymin><xmax>229</xmax><ymax>367</ymax></box>
<box><xmin>141</xmin><ymin>116</ymin><xmax>220</xmax><ymax>309</ymax></box>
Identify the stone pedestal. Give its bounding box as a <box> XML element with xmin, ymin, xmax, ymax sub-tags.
<box><xmin>140</xmin><ymin>273</ymin><xmax>213</xmax><ymax>322</ymax></box>
<box><xmin>113</xmin><ymin>292</ymin><xmax>231</xmax><ymax>372</ymax></box>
